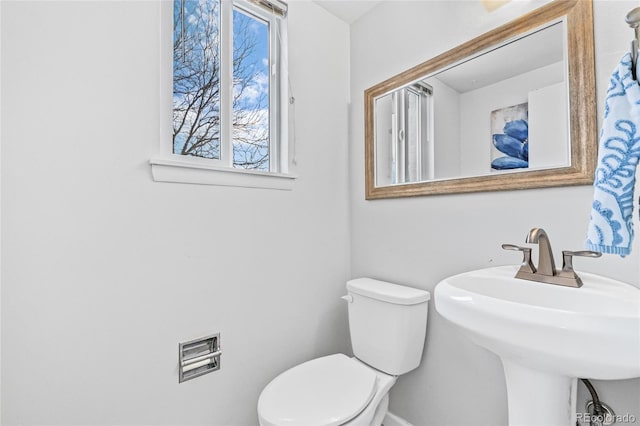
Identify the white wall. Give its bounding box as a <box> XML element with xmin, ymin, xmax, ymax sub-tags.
<box><xmin>350</xmin><ymin>1</ymin><xmax>640</xmax><ymax>425</ymax></box>
<box><xmin>429</xmin><ymin>78</ymin><xmax>461</xmax><ymax>180</ymax></box>
<box><xmin>0</xmin><ymin>0</ymin><xmax>3</xmax><ymax>419</ymax></box>
<box><xmin>1</xmin><ymin>1</ymin><xmax>350</xmax><ymax>424</ymax></box>
<box><xmin>528</xmin><ymin>80</ymin><xmax>569</xmax><ymax>169</ymax></box>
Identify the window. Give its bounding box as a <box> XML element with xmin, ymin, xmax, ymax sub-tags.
<box><xmin>151</xmin><ymin>0</ymin><xmax>294</xmax><ymax>189</ymax></box>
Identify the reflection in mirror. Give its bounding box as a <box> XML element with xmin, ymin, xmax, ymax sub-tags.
<box><xmin>375</xmin><ymin>81</ymin><xmax>434</xmax><ymax>186</ymax></box>
<box><xmin>365</xmin><ymin>0</ymin><xmax>596</xmax><ymax>199</ymax></box>
<box><xmin>375</xmin><ymin>21</ymin><xmax>567</xmax><ymax>185</ymax></box>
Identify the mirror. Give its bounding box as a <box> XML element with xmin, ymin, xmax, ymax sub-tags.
<box><xmin>365</xmin><ymin>0</ymin><xmax>596</xmax><ymax>199</ymax></box>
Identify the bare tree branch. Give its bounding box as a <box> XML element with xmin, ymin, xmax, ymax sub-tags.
<box><xmin>173</xmin><ymin>1</ymin><xmax>270</xmax><ymax>169</ymax></box>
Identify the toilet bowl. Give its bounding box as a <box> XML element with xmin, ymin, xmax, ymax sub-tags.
<box><xmin>257</xmin><ymin>278</ymin><xmax>430</xmax><ymax>426</ymax></box>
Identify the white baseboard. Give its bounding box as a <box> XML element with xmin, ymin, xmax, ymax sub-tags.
<box><xmin>383</xmin><ymin>411</ymin><xmax>414</xmax><ymax>426</ymax></box>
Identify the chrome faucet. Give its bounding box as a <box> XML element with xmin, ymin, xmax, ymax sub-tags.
<box><xmin>502</xmin><ymin>227</ymin><xmax>601</xmax><ymax>288</ymax></box>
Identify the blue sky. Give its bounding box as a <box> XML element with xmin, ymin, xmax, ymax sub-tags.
<box><xmin>173</xmin><ymin>0</ymin><xmax>271</xmax><ymax>168</ymax></box>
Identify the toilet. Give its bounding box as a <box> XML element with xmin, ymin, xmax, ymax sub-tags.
<box><xmin>257</xmin><ymin>277</ymin><xmax>430</xmax><ymax>426</ymax></box>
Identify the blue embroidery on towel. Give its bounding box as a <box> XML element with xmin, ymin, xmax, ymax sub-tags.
<box><xmin>589</xmin><ymin>200</ymin><xmax>622</xmax><ymax>245</ymax></box>
<box><xmin>586</xmin><ymin>53</ymin><xmax>640</xmax><ymax>256</ymax></box>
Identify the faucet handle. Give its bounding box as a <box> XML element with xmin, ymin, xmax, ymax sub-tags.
<box><xmin>502</xmin><ymin>244</ymin><xmax>536</xmax><ymax>273</ymax></box>
<box><xmin>557</xmin><ymin>250</ymin><xmax>602</xmax><ymax>287</ymax></box>
<box><xmin>563</xmin><ymin>250</ymin><xmax>602</xmax><ymax>258</ymax></box>
<box><xmin>560</xmin><ymin>250</ymin><xmax>602</xmax><ymax>274</ymax></box>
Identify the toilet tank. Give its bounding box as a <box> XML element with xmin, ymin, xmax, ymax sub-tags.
<box><xmin>346</xmin><ymin>278</ymin><xmax>430</xmax><ymax>376</ymax></box>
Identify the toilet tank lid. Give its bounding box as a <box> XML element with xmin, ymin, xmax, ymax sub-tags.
<box><xmin>347</xmin><ymin>278</ymin><xmax>430</xmax><ymax>305</ymax></box>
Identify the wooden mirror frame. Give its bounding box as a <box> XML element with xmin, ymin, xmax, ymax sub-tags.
<box><xmin>364</xmin><ymin>0</ymin><xmax>596</xmax><ymax>199</ymax></box>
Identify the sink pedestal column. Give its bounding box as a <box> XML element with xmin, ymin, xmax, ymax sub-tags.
<box><xmin>502</xmin><ymin>360</ymin><xmax>577</xmax><ymax>426</ymax></box>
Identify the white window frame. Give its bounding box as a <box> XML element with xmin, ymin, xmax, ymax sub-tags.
<box><xmin>150</xmin><ymin>0</ymin><xmax>295</xmax><ymax>190</ymax></box>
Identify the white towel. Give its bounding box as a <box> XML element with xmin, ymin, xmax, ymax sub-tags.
<box><xmin>586</xmin><ymin>53</ymin><xmax>640</xmax><ymax>256</ymax></box>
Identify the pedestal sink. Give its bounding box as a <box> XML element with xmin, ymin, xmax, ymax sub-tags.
<box><xmin>434</xmin><ymin>265</ymin><xmax>640</xmax><ymax>426</ymax></box>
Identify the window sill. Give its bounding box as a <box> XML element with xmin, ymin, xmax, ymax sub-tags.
<box><xmin>149</xmin><ymin>157</ymin><xmax>296</xmax><ymax>190</ymax></box>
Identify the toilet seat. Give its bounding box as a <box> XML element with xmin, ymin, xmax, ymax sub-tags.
<box><xmin>257</xmin><ymin>354</ymin><xmax>378</xmax><ymax>426</ymax></box>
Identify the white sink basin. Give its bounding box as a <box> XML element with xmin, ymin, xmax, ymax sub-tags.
<box><xmin>435</xmin><ymin>265</ymin><xmax>640</xmax><ymax>426</ymax></box>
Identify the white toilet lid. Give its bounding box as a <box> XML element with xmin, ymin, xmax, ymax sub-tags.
<box><xmin>258</xmin><ymin>354</ymin><xmax>377</xmax><ymax>426</ymax></box>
